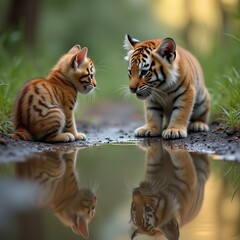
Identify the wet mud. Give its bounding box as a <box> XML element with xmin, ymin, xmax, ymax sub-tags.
<box><xmin>0</xmin><ymin>120</ymin><xmax>239</xmax><ymax>162</ymax></box>
<box><xmin>0</xmin><ymin>102</ymin><xmax>239</xmax><ymax>162</ymax></box>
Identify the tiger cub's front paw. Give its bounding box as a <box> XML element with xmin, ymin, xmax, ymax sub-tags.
<box><xmin>75</xmin><ymin>132</ymin><xmax>86</xmax><ymax>141</ymax></box>
<box><xmin>134</xmin><ymin>125</ymin><xmax>161</xmax><ymax>137</ymax></box>
<box><xmin>162</xmin><ymin>128</ymin><xmax>187</xmax><ymax>140</ymax></box>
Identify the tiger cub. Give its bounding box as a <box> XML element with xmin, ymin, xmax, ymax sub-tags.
<box><xmin>124</xmin><ymin>35</ymin><xmax>210</xmax><ymax>139</ymax></box>
<box><xmin>10</xmin><ymin>45</ymin><xmax>96</xmax><ymax>142</ymax></box>
<box><xmin>15</xmin><ymin>148</ymin><xmax>97</xmax><ymax>239</ymax></box>
<box><xmin>130</xmin><ymin>140</ymin><xmax>209</xmax><ymax>239</ymax></box>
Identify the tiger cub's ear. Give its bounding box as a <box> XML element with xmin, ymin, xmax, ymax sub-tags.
<box><xmin>161</xmin><ymin>218</ymin><xmax>179</xmax><ymax>240</ymax></box>
<box><xmin>124</xmin><ymin>34</ymin><xmax>140</xmax><ymax>51</ymax></box>
<box><xmin>69</xmin><ymin>44</ymin><xmax>81</xmax><ymax>53</ymax></box>
<box><xmin>72</xmin><ymin>47</ymin><xmax>88</xmax><ymax>68</ymax></box>
<box><xmin>154</xmin><ymin>38</ymin><xmax>176</xmax><ymax>63</ymax></box>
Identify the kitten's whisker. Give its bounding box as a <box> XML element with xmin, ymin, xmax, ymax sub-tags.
<box><xmin>88</xmin><ymin>180</ymin><xmax>99</xmax><ymax>196</ymax></box>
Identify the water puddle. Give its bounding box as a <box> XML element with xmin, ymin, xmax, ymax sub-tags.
<box><xmin>0</xmin><ymin>140</ymin><xmax>239</xmax><ymax>240</ymax></box>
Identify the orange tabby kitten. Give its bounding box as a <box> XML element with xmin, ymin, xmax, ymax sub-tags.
<box><xmin>10</xmin><ymin>45</ymin><xmax>96</xmax><ymax>142</ymax></box>
<box><xmin>16</xmin><ymin>149</ymin><xmax>97</xmax><ymax>239</ymax></box>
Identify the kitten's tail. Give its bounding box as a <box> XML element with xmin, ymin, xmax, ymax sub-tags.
<box><xmin>9</xmin><ymin>128</ymin><xmax>33</xmax><ymax>141</ymax></box>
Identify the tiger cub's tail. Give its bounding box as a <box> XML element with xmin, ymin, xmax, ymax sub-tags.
<box><xmin>9</xmin><ymin>128</ymin><xmax>32</xmax><ymax>141</ymax></box>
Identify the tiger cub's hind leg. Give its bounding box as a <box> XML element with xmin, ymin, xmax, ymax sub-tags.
<box><xmin>189</xmin><ymin>96</ymin><xmax>210</xmax><ymax>132</ymax></box>
<box><xmin>188</xmin><ymin>121</ymin><xmax>209</xmax><ymax>132</ymax></box>
<box><xmin>38</xmin><ymin>108</ymin><xmax>75</xmax><ymax>143</ymax></box>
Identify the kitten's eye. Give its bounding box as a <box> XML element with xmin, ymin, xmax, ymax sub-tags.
<box><xmin>132</xmin><ymin>204</ymin><xmax>136</xmax><ymax>213</ymax></box>
<box><xmin>140</xmin><ymin>69</ymin><xmax>149</xmax><ymax>77</ymax></box>
<box><xmin>79</xmin><ymin>77</ymin><xmax>89</xmax><ymax>83</ymax></box>
<box><xmin>128</xmin><ymin>69</ymin><xmax>132</xmax><ymax>76</ymax></box>
<box><xmin>144</xmin><ymin>205</ymin><xmax>152</xmax><ymax>213</ymax></box>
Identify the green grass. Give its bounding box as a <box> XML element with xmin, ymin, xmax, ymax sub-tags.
<box><xmin>210</xmin><ymin>67</ymin><xmax>240</xmax><ymax>130</ymax></box>
<box><xmin>0</xmin><ymin>32</ymin><xmax>240</xmax><ymax>134</ymax></box>
<box><xmin>0</xmin><ymin>32</ymin><xmax>50</xmax><ymax>133</ymax></box>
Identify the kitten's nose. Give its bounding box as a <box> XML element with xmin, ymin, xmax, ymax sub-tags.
<box><xmin>129</xmin><ymin>87</ymin><xmax>137</xmax><ymax>93</ymax></box>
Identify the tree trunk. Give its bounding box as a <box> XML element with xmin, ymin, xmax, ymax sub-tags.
<box><xmin>3</xmin><ymin>0</ymin><xmax>41</xmax><ymax>48</ymax></box>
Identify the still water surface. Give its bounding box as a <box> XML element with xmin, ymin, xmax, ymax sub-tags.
<box><xmin>0</xmin><ymin>140</ymin><xmax>239</xmax><ymax>240</ymax></box>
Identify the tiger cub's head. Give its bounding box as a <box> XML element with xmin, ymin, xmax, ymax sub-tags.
<box><xmin>55</xmin><ymin>45</ymin><xmax>97</xmax><ymax>94</ymax></box>
<box><xmin>130</xmin><ymin>183</ymin><xmax>179</xmax><ymax>240</ymax></box>
<box><xmin>124</xmin><ymin>34</ymin><xmax>179</xmax><ymax>100</ymax></box>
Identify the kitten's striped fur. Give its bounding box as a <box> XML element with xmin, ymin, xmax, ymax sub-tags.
<box><xmin>16</xmin><ymin>149</ymin><xmax>97</xmax><ymax>239</ymax></box>
<box><xmin>124</xmin><ymin>35</ymin><xmax>210</xmax><ymax>139</ymax></box>
<box><xmin>10</xmin><ymin>45</ymin><xmax>96</xmax><ymax>142</ymax></box>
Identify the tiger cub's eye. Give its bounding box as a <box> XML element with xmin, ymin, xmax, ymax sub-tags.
<box><xmin>128</xmin><ymin>69</ymin><xmax>132</xmax><ymax>76</ymax></box>
<box><xmin>140</xmin><ymin>70</ymin><xmax>148</xmax><ymax>77</ymax></box>
<box><xmin>145</xmin><ymin>205</ymin><xmax>152</xmax><ymax>212</ymax></box>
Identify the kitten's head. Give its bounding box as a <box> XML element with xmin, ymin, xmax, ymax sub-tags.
<box><xmin>130</xmin><ymin>183</ymin><xmax>179</xmax><ymax>240</ymax></box>
<box><xmin>54</xmin><ymin>188</ymin><xmax>97</xmax><ymax>239</ymax></box>
<box><xmin>123</xmin><ymin>34</ymin><xmax>178</xmax><ymax>100</ymax></box>
<box><xmin>58</xmin><ymin>45</ymin><xmax>97</xmax><ymax>94</ymax></box>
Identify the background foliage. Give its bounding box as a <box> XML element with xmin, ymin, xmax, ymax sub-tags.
<box><xmin>0</xmin><ymin>0</ymin><xmax>240</xmax><ymax>132</ymax></box>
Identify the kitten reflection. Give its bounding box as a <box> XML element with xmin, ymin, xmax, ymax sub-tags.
<box><xmin>130</xmin><ymin>140</ymin><xmax>209</xmax><ymax>240</ymax></box>
<box><xmin>15</xmin><ymin>149</ymin><xmax>96</xmax><ymax>239</ymax></box>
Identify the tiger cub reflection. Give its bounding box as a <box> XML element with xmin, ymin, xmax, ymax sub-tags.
<box><xmin>130</xmin><ymin>140</ymin><xmax>209</xmax><ymax>240</ymax></box>
<box><xmin>15</xmin><ymin>149</ymin><xmax>96</xmax><ymax>239</ymax></box>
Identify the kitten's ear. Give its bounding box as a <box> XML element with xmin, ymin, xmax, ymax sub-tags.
<box><xmin>162</xmin><ymin>218</ymin><xmax>179</xmax><ymax>240</ymax></box>
<box><xmin>123</xmin><ymin>34</ymin><xmax>140</xmax><ymax>51</ymax></box>
<box><xmin>73</xmin><ymin>47</ymin><xmax>88</xmax><ymax>68</ymax></box>
<box><xmin>154</xmin><ymin>38</ymin><xmax>176</xmax><ymax>63</ymax></box>
<box><xmin>71</xmin><ymin>215</ymin><xmax>89</xmax><ymax>239</ymax></box>
<box><xmin>69</xmin><ymin>44</ymin><xmax>81</xmax><ymax>53</ymax></box>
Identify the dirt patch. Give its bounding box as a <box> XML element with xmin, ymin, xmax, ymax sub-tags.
<box><xmin>0</xmin><ymin>102</ymin><xmax>239</xmax><ymax>162</ymax></box>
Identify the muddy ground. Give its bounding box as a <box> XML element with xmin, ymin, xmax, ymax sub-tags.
<box><xmin>0</xmin><ymin>102</ymin><xmax>240</xmax><ymax>162</ymax></box>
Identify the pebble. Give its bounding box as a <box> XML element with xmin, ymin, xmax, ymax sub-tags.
<box><xmin>225</xmin><ymin>128</ymin><xmax>235</xmax><ymax>136</ymax></box>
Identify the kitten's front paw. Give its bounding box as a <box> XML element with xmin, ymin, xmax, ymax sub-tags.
<box><xmin>75</xmin><ymin>132</ymin><xmax>86</xmax><ymax>141</ymax></box>
<box><xmin>134</xmin><ymin>126</ymin><xmax>161</xmax><ymax>137</ymax></box>
<box><xmin>162</xmin><ymin>128</ymin><xmax>187</xmax><ymax>140</ymax></box>
<box><xmin>189</xmin><ymin>121</ymin><xmax>209</xmax><ymax>132</ymax></box>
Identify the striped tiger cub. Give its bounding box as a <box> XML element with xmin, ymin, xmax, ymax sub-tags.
<box><xmin>15</xmin><ymin>149</ymin><xmax>97</xmax><ymax>239</ymax></box>
<box><xmin>10</xmin><ymin>45</ymin><xmax>96</xmax><ymax>142</ymax></box>
<box><xmin>124</xmin><ymin>35</ymin><xmax>210</xmax><ymax>139</ymax></box>
<box><xmin>130</xmin><ymin>140</ymin><xmax>209</xmax><ymax>240</ymax></box>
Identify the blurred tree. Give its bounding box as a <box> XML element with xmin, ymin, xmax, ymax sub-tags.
<box><xmin>1</xmin><ymin>0</ymin><xmax>41</xmax><ymax>47</ymax></box>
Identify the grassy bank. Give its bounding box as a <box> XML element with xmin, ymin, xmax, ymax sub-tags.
<box><xmin>0</xmin><ymin>34</ymin><xmax>239</xmax><ymax>134</ymax></box>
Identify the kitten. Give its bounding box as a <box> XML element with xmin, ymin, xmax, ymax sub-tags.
<box><xmin>10</xmin><ymin>45</ymin><xmax>96</xmax><ymax>142</ymax></box>
<box><xmin>15</xmin><ymin>148</ymin><xmax>97</xmax><ymax>239</ymax></box>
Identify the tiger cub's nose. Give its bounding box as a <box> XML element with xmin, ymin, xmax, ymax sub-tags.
<box><xmin>129</xmin><ymin>87</ymin><xmax>137</xmax><ymax>93</ymax></box>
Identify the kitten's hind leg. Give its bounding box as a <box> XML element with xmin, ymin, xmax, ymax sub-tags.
<box><xmin>36</xmin><ymin>108</ymin><xmax>75</xmax><ymax>143</ymax></box>
<box><xmin>45</xmin><ymin>132</ymin><xmax>75</xmax><ymax>142</ymax></box>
